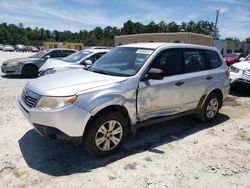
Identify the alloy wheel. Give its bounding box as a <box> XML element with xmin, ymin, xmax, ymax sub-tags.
<box><xmin>206</xmin><ymin>98</ymin><xmax>219</xmax><ymax>119</ymax></box>
<box><xmin>95</xmin><ymin>120</ymin><xmax>123</xmax><ymax>151</ymax></box>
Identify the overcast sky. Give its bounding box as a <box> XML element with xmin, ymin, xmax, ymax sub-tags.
<box><xmin>0</xmin><ymin>0</ymin><xmax>249</xmax><ymax>40</ymax></box>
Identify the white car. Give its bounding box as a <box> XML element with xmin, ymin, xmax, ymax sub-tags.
<box><xmin>38</xmin><ymin>49</ymin><xmax>110</xmax><ymax>76</ymax></box>
<box><xmin>230</xmin><ymin>54</ymin><xmax>250</xmax><ymax>87</ymax></box>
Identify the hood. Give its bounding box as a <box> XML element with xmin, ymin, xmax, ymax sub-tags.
<box><xmin>27</xmin><ymin>69</ymin><xmax>127</xmax><ymax>96</ymax></box>
<box><xmin>232</xmin><ymin>61</ymin><xmax>250</xmax><ymax>70</ymax></box>
<box><xmin>224</xmin><ymin>57</ymin><xmax>236</xmax><ymax>62</ymax></box>
<box><xmin>3</xmin><ymin>57</ymin><xmax>38</xmax><ymax>65</ymax></box>
<box><xmin>39</xmin><ymin>59</ymin><xmax>65</xmax><ymax>72</ymax></box>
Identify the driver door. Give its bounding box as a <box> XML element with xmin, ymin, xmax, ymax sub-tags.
<box><xmin>137</xmin><ymin>49</ymin><xmax>184</xmax><ymax>121</ymax></box>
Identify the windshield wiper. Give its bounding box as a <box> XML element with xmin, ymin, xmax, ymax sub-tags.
<box><xmin>92</xmin><ymin>69</ymin><xmax>109</xmax><ymax>75</ymax></box>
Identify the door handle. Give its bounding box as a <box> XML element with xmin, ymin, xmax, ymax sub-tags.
<box><xmin>206</xmin><ymin>76</ymin><xmax>213</xmax><ymax>80</ymax></box>
<box><xmin>175</xmin><ymin>81</ymin><xmax>185</xmax><ymax>86</ymax></box>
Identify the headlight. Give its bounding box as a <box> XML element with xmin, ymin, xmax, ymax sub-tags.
<box><xmin>44</xmin><ymin>68</ymin><xmax>56</xmax><ymax>75</ymax></box>
<box><xmin>6</xmin><ymin>61</ymin><xmax>19</xmax><ymax>67</ymax></box>
<box><xmin>230</xmin><ymin>66</ymin><xmax>240</xmax><ymax>73</ymax></box>
<box><xmin>36</xmin><ymin>96</ymin><xmax>77</xmax><ymax>110</ymax></box>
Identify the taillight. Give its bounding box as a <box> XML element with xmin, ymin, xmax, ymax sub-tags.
<box><xmin>226</xmin><ymin>68</ymin><xmax>230</xmax><ymax>79</ymax></box>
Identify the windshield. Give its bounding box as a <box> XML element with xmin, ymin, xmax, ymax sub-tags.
<box><xmin>30</xmin><ymin>50</ymin><xmax>48</xmax><ymax>58</ymax></box>
<box><xmin>225</xmin><ymin>53</ymin><xmax>238</xmax><ymax>58</ymax></box>
<box><xmin>245</xmin><ymin>54</ymin><xmax>250</xmax><ymax>62</ymax></box>
<box><xmin>62</xmin><ymin>50</ymin><xmax>92</xmax><ymax>63</ymax></box>
<box><xmin>91</xmin><ymin>47</ymin><xmax>154</xmax><ymax>76</ymax></box>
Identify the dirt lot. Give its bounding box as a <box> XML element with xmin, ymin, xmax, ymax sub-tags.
<box><xmin>0</xmin><ymin>52</ymin><xmax>249</xmax><ymax>188</ymax></box>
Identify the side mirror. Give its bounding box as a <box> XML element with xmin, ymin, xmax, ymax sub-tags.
<box><xmin>84</xmin><ymin>60</ymin><xmax>93</xmax><ymax>66</ymax></box>
<box><xmin>144</xmin><ymin>68</ymin><xmax>164</xmax><ymax>80</ymax></box>
<box><xmin>239</xmin><ymin>57</ymin><xmax>245</xmax><ymax>62</ymax></box>
<box><xmin>44</xmin><ymin>55</ymin><xmax>50</xmax><ymax>59</ymax></box>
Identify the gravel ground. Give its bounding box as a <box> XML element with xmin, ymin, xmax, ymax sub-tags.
<box><xmin>0</xmin><ymin>52</ymin><xmax>250</xmax><ymax>188</ymax></box>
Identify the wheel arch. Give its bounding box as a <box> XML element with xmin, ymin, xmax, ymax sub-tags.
<box><xmin>22</xmin><ymin>63</ymin><xmax>39</xmax><ymax>77</ymax></box>
<box><xmin>197</xmin><ymin>88</ymin><xmax>224</xmax><ymax>109</ymax></box>
<box><xmin>83</xmin><ymin>105</ymin><xmax>132</xmax><ymax>138</ymax></box>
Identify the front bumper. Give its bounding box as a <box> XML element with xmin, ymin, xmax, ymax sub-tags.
<box><xmin>230</xmin><ymin>71</ymin><xmax>250</xmax><ymax>87</ymax></box>
<box><xmin>1</xmin><ymin>64</ymin><xmax>21</xmax><ymax>75</ymax></box>
<box><xmin>231</xmin><ymin>78</ymin><xmax>250</xmax><ymax>87</ymax></box>
<box><xmin>18</xmin><ymin>97</ymin><xmax>92</xmax><ymax>140</ymax></box>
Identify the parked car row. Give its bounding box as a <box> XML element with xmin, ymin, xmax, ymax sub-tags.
<box><xmin>0</xmin><ymin>44</ymin><xmax>43</xmax><ymax>52</ymax></box>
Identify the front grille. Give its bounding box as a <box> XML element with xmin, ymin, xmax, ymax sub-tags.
<box><xmin>243</xmin><ymin>70</ymin><xmax>250</xmax><ymax>79</ymax></box>
<box><xmin>21</xmin><ymin>89</ymin><xmax>40</xmax><ymax>108</ymax></box>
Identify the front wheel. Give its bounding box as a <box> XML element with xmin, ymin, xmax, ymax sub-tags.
<box><xmin>22</xmin><ymin>65</ymin><xmax>38</xmax><ymax>78</ymax></box>
<box><xmin>83</xmin><ymin>111</ymin><xmax>128</xmax><ymax>156</ymax></box>
<box><xmin>197</xmin><ymin>93</ymin><xmax>221</xmax><ymax>122</ymax></box>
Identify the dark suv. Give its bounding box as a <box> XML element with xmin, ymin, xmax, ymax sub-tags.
<box><xmin>1</xmin><ymin>48</ymin><xmax>76</xmax><ymax>78</ymax></box>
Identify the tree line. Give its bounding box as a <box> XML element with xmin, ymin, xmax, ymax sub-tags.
<box><xmin>0</xmin><ymin>20</ymin><xmax>249</xmax><ymax>46</ymax></box>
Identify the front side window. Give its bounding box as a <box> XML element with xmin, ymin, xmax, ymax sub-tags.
<box><xmin>30</xmin><ymin>50</ymin><xmax>48</xmax><ymax>58</ymax></box>
<box><xmin>183</xmin><ymin>49</ymin><xmax>207</xmax><ymax>73</ymax></box>
<box><xmin>63</xmin><ymin>51</ymin><xmax>92</xmax><ymax>63</ymax></box>
<box><xmin>150</xmin><ymin>49</ymin><xmax>182</xmax><ymax>76</ymax></box>
<box><xmin>206</xmin><ymin>50</ymin><xmax>222</xmax><ymax>69</ymax></box>
<box><xmin>91</xmin><ymin>47</ymin><xmax>154</xmax><ymax>76</ymax></box>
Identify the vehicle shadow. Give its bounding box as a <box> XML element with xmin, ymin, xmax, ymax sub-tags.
<box><xmin>19</xmin><ymin>113</ymin><xmax>230</xmax><ymax>176</ymax></box>
<box><xmin>229</xmin><ymin>87</ymin><xmax>250</xmax><ymax>97</ymax></box>
<box><xmin>1</xmin><ymin>75</ymin><xmax>30</xmax><ymax>79</ymax></box>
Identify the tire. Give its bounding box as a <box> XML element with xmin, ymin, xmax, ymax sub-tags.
<box><xmin>83</xmin><ymin>111</ymin><xmax>128</xmax><ymax>157</ymax></box>
<box><xmin>22</xmin><ymin>65</ymin><xmax>38</xmax><ymax>78</ymax></box>
<box><xmin>197</xmin><ymin>93</ymin><xmax>221</xmax><ymax>122</ymax></box>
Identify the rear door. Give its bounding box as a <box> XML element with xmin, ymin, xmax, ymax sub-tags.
<box><xmin>180</xmin><ymin>48</ymin><xmax>212</xmax><ymax>112</ymax></box>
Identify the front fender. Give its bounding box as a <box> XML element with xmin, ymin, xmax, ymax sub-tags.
<box><xmin>76</xmin><ymin>88</ymin><xmax>137</xmax><ymax>126</ymax></box>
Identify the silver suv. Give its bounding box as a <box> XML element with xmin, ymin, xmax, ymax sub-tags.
<box><xmin>18</xmin><ymin>43</ymin><xmax>230</xmax><ymax>156</ymax></box>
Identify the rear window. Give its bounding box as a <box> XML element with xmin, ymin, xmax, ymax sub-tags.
<box><xmin>206</xmin><ymin>50</ymin><xmax>222</xmax><ymax>69</ymax></box>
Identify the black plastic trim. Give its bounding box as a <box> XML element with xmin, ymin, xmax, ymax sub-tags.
<box><xmin>33</xmin><ymin>124</ymin><xmax>82</xmax><ymax>144</ymax></box>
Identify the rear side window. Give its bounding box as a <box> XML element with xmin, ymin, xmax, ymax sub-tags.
<box><xmin>183</xmin><ymin>49</ymin><xmax>207</xmax><ymax>73</ymax></box>
<box><xmin>205</xmin><ymin>50</ymin><xmax>222</xmax><ymax>69</ymax></box>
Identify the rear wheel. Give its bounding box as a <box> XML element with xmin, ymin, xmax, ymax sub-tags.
<box><xmin>22</xmin><ymin>65</ymin><xmax>38</xmax><ymax>78</ymax></box>
<box><xmin>197</xmin><ymin>93</ymin><xmax>221</xmax><ymax>122</ymax></box>
<box><xmin>83</xmin><ymin>111</ymin><xmax>128</xmax><ymax>156</ymax></box>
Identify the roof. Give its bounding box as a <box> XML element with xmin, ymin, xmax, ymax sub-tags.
<box><xmin>120</xmin><ymin>42</ymin><xmax>217</xmax><ymax>51</ymax></box>
<box><xmin>115</xmin><ymin>32</ymin><xmax>213</xmax><ymax>39</ymax></box>
<box><xmin>47</xmin><ymin>48</ymin><xmax>77</xmax><ymax>51</ymax></box>
<box><xmin>81</xmin><ymin>49</ymin><xmax>110</xmax><ymax>53</ymax></box>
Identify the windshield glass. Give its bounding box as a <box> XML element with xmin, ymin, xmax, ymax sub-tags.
<box><xmin>62</xmin><ymin>50</ymin><xmax>92</xmax><ymax>63</ymax></box>
<box><xmin>30</xmin><ymin>50</ymin><xmax>48</xmax><ymax>58</ymax></box>
<box><xmin>225</xmin><ymin>53</ymin><xmax>238</xmax><ymax>58</ymax></box>
<box><xmin>245</xmin><ymin>54</ymin><xmax>250</xmax><ymax>62</ymax></box>
<box><xmin>91</xmin><ymin>47</ymin><xmax>154</xmax><ymax>76</ymax></box>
